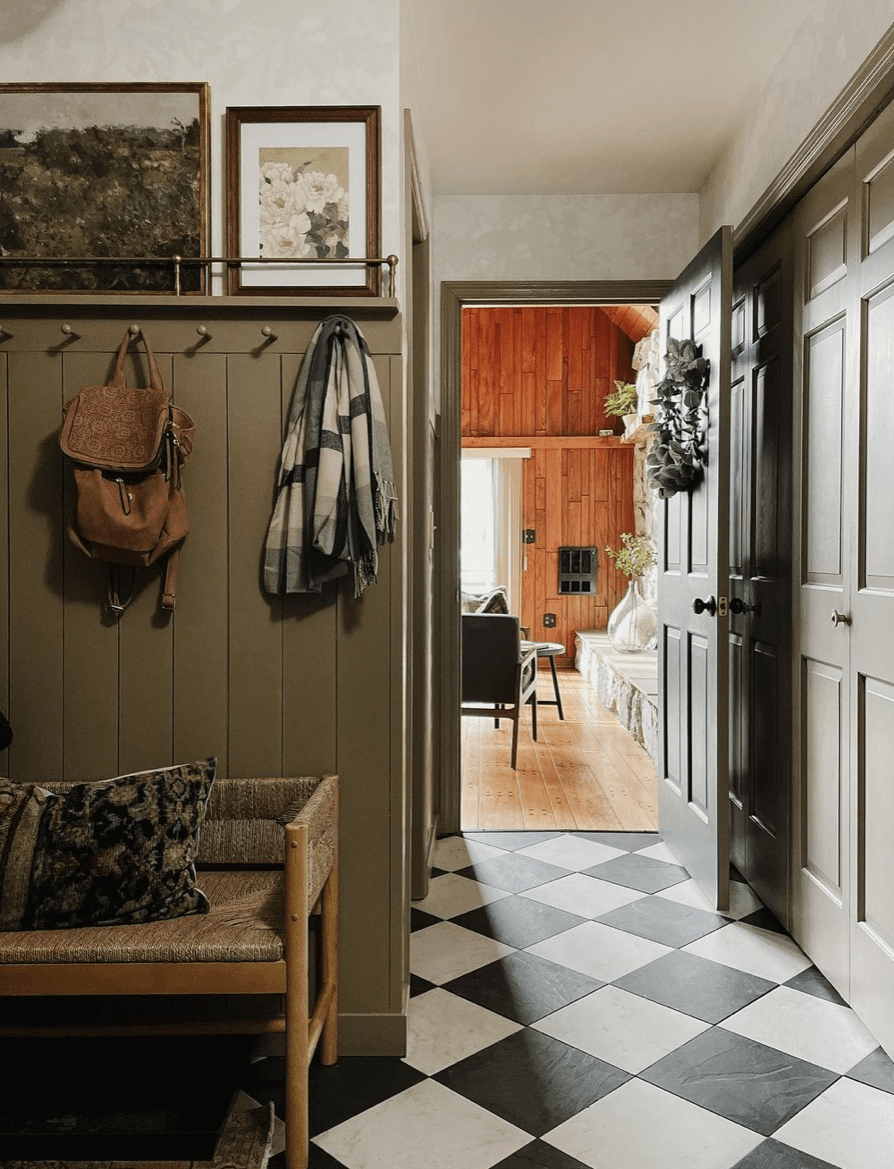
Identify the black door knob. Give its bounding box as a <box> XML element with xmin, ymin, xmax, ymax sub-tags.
<box><xmin>692</xmin><ymin>596</ymin><xmax>717</xmax><ymax>616</ymax></box>
<box><xmin>729</xmin><ymin>597</ymin><xmax>759</xmax><ymax>615</ymax></box>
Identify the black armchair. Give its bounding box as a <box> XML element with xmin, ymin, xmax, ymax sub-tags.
<box><xmin>461</xmin><ymin>613</ymin><xmax>538</xmax><ymax>769</ymax></box>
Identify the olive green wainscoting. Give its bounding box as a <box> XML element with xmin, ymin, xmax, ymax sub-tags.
<box><xmin>0</xmin><ymin>295</ymin><xmax>409</xmax><ymax>1055</ymax></box>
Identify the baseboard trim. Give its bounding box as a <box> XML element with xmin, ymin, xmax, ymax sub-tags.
<box><xmin>339</xmin><ymin>1011</ymin><xmax>407</xmax><ymax>1056</ymax></box>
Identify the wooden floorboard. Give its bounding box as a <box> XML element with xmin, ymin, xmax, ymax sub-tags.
<box><xmin>461</xmin><ymin>668</ymin><xmax>658</xmax><ymax>833</ymax></box>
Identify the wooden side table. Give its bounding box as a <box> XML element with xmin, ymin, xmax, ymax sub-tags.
<box><xmin>520</xmin><ymin>640</ymin><xmax>565</xmax><ymax>719</ymax></box>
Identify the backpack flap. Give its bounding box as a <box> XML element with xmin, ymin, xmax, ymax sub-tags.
<box><xmin>60</xmin><ymin>330</ymin><xmax>170</xmax><ymax>472</ymax></box>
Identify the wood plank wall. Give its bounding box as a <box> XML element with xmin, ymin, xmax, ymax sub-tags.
<box><xmin>462</xmin><ymin>306</ymin><xmax>637</xmax><ymax>664</ymax></box>
<box><xmin>0</xmin><ymin>303</ymin><xmax>406</xmax><ymax>1055</ymax></box>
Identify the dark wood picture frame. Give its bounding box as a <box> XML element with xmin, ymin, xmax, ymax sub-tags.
<box><xmin>0</xmin><ymin>81</ymin><xmax>211</xmax><ymax>294</ymax></box>
<box><xmin>225</xmin><ymin>105</ymin><xmax>381</xmax><ymax>296</ymax></box>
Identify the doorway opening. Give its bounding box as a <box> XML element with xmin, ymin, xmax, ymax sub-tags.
<box><xmin>447</xmin><ymin>289</ymin><xmax>669</xmax><ymax>834</ymax></box>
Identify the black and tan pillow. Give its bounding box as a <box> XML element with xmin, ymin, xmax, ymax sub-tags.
<box><xmin>0</xmin><ymin>758</ymin><xmax>216</xmax><ymax>931</ymax></box>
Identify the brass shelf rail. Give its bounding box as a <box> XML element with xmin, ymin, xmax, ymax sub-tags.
<box><xmin>0</xmin><ymin>253</ymin><xmax>400</xmax><ymax>297</ymax></box>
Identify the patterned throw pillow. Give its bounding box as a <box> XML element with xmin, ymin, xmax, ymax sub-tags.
<box><xmin>0</xmin><ymin>758</ymin><xmax>216</xmax><ymax>931</ymax></box>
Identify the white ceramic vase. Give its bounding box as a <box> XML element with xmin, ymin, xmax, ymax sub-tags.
<box><xmin>607</xmin><ymin>578</ymin><xmax>657</xmax><ymax>652</ymax></box>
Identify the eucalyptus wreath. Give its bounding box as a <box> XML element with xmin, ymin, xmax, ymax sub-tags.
<box><xmin>646</xmin><ymin>337</ymin><xmax>710</xmax><ymax>498</ymax></box>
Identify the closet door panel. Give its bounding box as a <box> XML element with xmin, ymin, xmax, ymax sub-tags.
<box><xmin>280</xmin><ymin>352</ymin><xmax>338</xmax><ymax>777</ymax></box>
<box><xmin>59</xmin><ymin>349</ymin><xmax>120</xmax><ymax>782</ymax></box>
<box><xmin>7</xmin><ymin>351</ymin><xmax>65</xmax><ymax>781</ymax></box>
<box><xmin>226</xmin><ymin>351</ymin><xmax>284</xmax><ymax>778</ymax></box>
<box><xmin>118</xmin><ymin>352</ymin><xmax>176</xmax><ymax>776</ymax></box>
<box><xmin>172</xmin><ymin>352</ymin><xmax>230</xmax><ymax>775</ymax></box>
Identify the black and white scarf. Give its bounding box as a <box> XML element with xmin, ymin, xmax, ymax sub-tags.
<box><xmin>263</xmin><ymin>315</ymin><xmax>398</xmax><ymax>596</ymax></box>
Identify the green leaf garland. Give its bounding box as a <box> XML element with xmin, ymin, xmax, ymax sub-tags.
<box><xmin>646</xmin><ymin>337</ymin><xmax>709</xmax><ymax>499</ymax></box>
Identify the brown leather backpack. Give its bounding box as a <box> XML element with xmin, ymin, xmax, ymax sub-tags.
<box><xmin>59</xmin><ymin>329</ymin><xmax>194</xmax><ymax>615</ymax></box>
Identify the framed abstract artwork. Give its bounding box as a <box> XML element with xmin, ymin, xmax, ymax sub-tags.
<box><xmin>225</xmin><ymin>105</ymin><xmax>381</xmax><ymax>296</ymax></box>
<box><xmin>0</xmin><ymin>82</ymin><xmax>210</xmax><ymax>293</ymax></box>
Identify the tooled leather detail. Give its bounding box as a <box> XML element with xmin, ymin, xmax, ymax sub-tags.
<box><xmin>64</xmin><ymin>385</ymin><xmax>170</xmax><ymax>467</ymax></box>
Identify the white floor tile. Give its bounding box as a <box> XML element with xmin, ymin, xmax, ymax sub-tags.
<box><xmin>410</xmin><ymin>921</ymin><xmax>515</xmax><ymax>985</ymax></box>
<box><xmin>654</xmin><ymin>876</ymin><xmax>763</xmax><ymax>919</ymax></box>
<box><xmin>412</xmin><ymin>871</ymin><xmax>511</xmax><ymax>919</ymax></box>
<box><xmin>403</xmin><ymin>988</ymin><xmax>522</xmax><ymax>1075</ymax></box>
<box><xmin>430</xmin><ymin>836</ymin><xmax>507</xmax><ymax>872</ymax></box>
<box><xmin>522</xmin><ymin>872</ymin><xmax>647</xmax><ymax>917</ymax></box>
<box><xmin>682</xmin><ymin>921</ymin><xmax>812</xmax><ymax>983</ymax></box>
<box><xmin>721</xmin><ymin>985</ymin><xmax>880</xmax><ymax>1073</ymax></box>
<box><xmin>313</xmin><ymin>1078</ymin><xmax>530</xmax><ymax>1169</ymax></box>
<box><xmin>532</xmin><ymin>985</ymin><xmax>709</xmax><ymax>1074</ymax></box>
<box><xmin>773</xmin><ymin>1077</ymin><xmax>894</xmax><ymax>1169</ymax></box>
<box><xmin>527</xmin><ymin>920</ymin><xmax>671</xmax><ymax>982</ymax></box>
<box><xmin>544</xmin><ymin>1078</ymin><xmax>763</xmax><ymax>1169</ymax></box>
<box><xmin>515</xmin><ymin>835</ymin><xmax>627</xmax><ymax>870</ymax></box>
<box><xmin>635</xmin><ymin>841</ymin><xmax>682</xmax><ymax>865</ymax></box>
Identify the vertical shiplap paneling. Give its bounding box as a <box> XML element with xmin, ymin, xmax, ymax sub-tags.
<box><xmin>227</xmin><ymin>350</ymin><xmax>285</xmax><ymax>777</ymax></box>
<box><xmin>280</xmin><ymin>351</ymin><xmax>338</xmax><ymax>778</ymax></box>
<box><xmin>117</xmin><ymin>350</ymin><xmax>176</xmax><ymax>776</ymax></box>
<box><xmin>171</xmin><ymin>352</ymin><xmax>230</xmax><ymax>774</ymax></box>
<box><xmin>7</xmin><ymin>351</ymin><xmax>65</xmax><ymax>781</ymax></box>
<box><xmin>60</xmin><ymin>349</ymin><xmax>121</xmax><ymax>781</ymax></box>
<box><xmin>336</xmin><ymin>351</ymin><xmax>395</xmax><ymax>1013</ymax></box>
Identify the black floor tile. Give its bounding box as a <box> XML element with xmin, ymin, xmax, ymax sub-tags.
<box><xmin>434</xmin><ymin>1028</ymin><xmax>629</xmax><ymax>1137</ymax></box>
<box><xmin>730</xmin><ymin>1137</ymin><xmax>844</xmax><ymax>1168</ymax></box>
<box><xmin>573</xmin><ymin>831</ymin><xmax>661</xmax><ymax>852</ymax></box>
<box><xmin>452</xmin><ymin>894</ymin><xmax>585</xmax><ymax>949</ymax></box>
<box><xmin>614</xmin><ymin>948</ymin><xmax>775</xmax><ymax>1023</ymax></box>
<box><xmin>845</xmin><ymin>1045</ymin><xmax>894</xmax><ymax>1094</ymax></box>
<box><xmin>443</xmin><ymin>950</ymin><xmax>602</xmax><ymax>1025</ymax></box>
<box><xmin>489</xmin><ymin>1138</ymin><xmax>594</xmax><ymax>1168</ymax></box>
<box><xmin>595</xmin><ymin>893</ymin><xmax>727</xmax><ymax>947</ymax></box>
<box><xmin>456</xmin><ymin>852</ymin><xmax>571</xmax><ymax>893</ymax></box>
<box><xmin>411</xmin><ymin>907</ymin><xmax>442</xmax><ymax>932</ymax></box>
<box><xmin>641</xmin><ymin>1027</ymin><xmax>838</xmax><ymax>1136</ymax></box>
<box><xmin>307</xmin><ymin>1057</ymin><xmax>426</xmax><ymax>1138</ymax></box>
<box><xmin>582</xmin><ymin>851</ymin><xmax>691</xmax><ymax>893</ymax></box>
<box><xmin>307</xmin><ymin>1145</ymin><xmax>351</xmax><ymax>1167</ymax></box>
<box><xmin>783</xmin><ymin>965</ymin><xmax>848</xmax><ymax>1007</ymax></box>
<box><xmin>410</xmin><ymin>972</ymin><xmax>438</xmax><ymax>997</ymax></box>
<box><xmin>463</xmin><ymin>831</ymin><xmax>558</xmax><ymax>850</ymax></box>
<box><xmin>739</xmin><ymin>907</ymin><xmax>788</xmax><ymax>935</ymax></box>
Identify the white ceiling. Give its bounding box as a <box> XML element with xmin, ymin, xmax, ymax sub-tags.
<box><xmin>406</xmin><ymin>0</ymin><xmax>819</xmax><ymax>196</ymax></box>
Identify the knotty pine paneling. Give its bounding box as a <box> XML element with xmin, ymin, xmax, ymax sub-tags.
<box><xmin>463</xmin><ymin>306</ymin><xmax>638</xmax><ymax>662</ymax></box>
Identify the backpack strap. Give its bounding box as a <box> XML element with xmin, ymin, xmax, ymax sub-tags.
<box><xmin>161</xmin><ymin>546</ymin><xmax>181</xmax><ymax>611</ymax></box>
<box><xmin>106</xmin><ymin>565</ymin><xmax>136</xmax><ymax>616</ymax></box>
<box><xmin>108</xmin><ymin>329</ymin><xmax>164</xmax><ymax>392</ymax></box>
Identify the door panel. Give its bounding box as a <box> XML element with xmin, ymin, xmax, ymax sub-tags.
<box><xmin>847</xmin><ymin>98</ymin><xmax>894</xmax><ymax>1055</ymax></box>
<box><xmin>729</xmin><ymin>222</ymin><xmax>793</xmax><ymax>925</ymax></box>
<box><xmin>658</xmin><ymin>226</ymin><xmax>732</xmax><ymax>910</ymax></box>
<box><xmin>792</xmin><ymin>146</ymin><xmax>855</xmax><ymax>999</ymax></box>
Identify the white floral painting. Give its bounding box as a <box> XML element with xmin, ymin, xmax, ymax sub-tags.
<box><xmin>258</xmin><ymin>147</ymin><xmax>349</xmax><ymax>260</ymax></box>
<box><xmin>227</xmin><ymin>106</ymin><xmax>379</xmax><ymax>295</ymax></box>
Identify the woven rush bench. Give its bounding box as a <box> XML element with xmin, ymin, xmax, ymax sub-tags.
<box><xmin>0</xmin><ymin>773</ymin><xmax>339</xmax><ymax>1169</ymax></box>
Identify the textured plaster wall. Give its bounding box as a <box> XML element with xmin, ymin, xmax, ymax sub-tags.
<box><xmin>0</xmin><ymin>0</ymin><xmax>402</xmax><ymax>295</ymax></box>
<box><xmin>700</xmin><ymin>0</ymin><xmax>894</xmax><ymax>239</ymax></box>
<box><xmin>433</xmin><ymin>194</ymin><xmax>700</xmax><ymax>285</ymax></box>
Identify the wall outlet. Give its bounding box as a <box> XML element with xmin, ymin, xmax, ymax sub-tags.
<box><xmin>543</xmin><ymin>613</ymin><xmax>557</xmax><ymax>628</ymax></box>
<box><xmin>523</xmin><ymin>529</ymin><xmax>536</xmax><ymax>544</ymax></box>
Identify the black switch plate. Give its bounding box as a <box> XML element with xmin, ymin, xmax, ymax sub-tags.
<box><xmin>543</xmin><ymin>613</ymin><xmax>557</xmax><ymax>628</ymax></box>
<box><xmin>523</xmin><ymin>529</ymin><xmax>536</xmax><ymax>544</ymax></box>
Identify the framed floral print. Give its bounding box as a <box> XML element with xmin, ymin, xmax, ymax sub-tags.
<box><xmin>0</xmin><ymin>82</ymin><xmax>210</xmax><ymax>293</ymax></box>
<box><xmin>225</xmin><ymin>105</ymin><xmax>381</xmax><ymax>296</ymax></box>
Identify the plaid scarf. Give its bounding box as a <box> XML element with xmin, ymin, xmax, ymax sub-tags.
<box><xmin>263</xmin><ymin>315</ymin><xmax>398</xmax><ymax>596</ymax></box>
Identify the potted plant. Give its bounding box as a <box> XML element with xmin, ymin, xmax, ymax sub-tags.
<box><xmin>603</xmin><ymin>379</ymin><xmax>639</xmax><ymax>428</ymax></box>
<box><xmin>604</xmin><ymin>533</ymin><xmax>657</xmax><ymax>652</ymax></box>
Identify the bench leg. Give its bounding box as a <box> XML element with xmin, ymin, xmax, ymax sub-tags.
<box><xmin>285</xmin><ymin>828</ymin><xmax>310</xmax><ymax>1169</ymax></box>
<box><xmin>319</xmin><ymin>858</ymin><xmax>339</xmax><ymax>1066</ymax></box>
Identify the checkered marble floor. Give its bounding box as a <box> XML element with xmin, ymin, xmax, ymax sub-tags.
<box><xmin>307</xmin><ymin>831</ymin><xmax>894</xmax><ymax>1169</ymax></box>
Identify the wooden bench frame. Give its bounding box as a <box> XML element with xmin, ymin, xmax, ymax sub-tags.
<box><xmin>0</xmin><ymin>774</ymin><xmax>339</xmax><ymax>1169</ymax></box>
